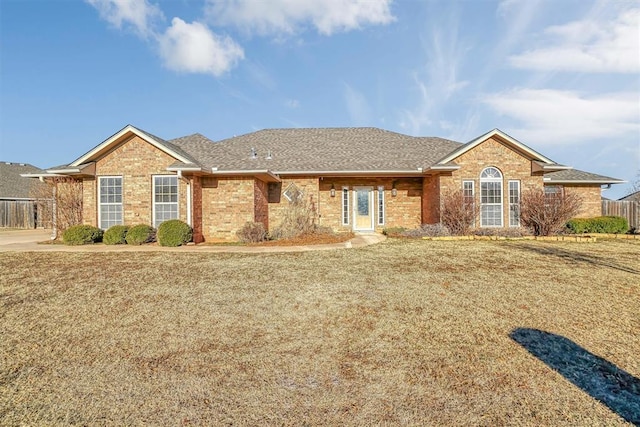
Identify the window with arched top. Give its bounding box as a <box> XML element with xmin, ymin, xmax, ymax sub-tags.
<box><xmin>480</xmin><ymin>167</ymin><xmax>503</xmax><ymax>227</ymax></box>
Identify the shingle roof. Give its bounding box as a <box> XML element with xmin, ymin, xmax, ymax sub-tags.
<box><xmin>619</xmin><ymin>190</ymin><xmax>640</xmax><ymax>202</ymax></box>
<box><xmin>0</xmin><ymin>162</ymin><xmax>48</xmax><ymax>199</ymax></box>
<box><xmin>544</xmin><ymin>169</ymin><xmax>624</xmax><ymax>184</ymax></box>
<box><xmin>170</xmin><ymin>127</ymin><xmax>462</xmax><ymax>172</ymax></box>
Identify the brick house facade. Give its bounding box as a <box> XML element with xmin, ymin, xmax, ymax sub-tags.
<box><xmin>26</xmin><ymin>125</ymin><xmax>623</xmax><ymax>241</ymax></box>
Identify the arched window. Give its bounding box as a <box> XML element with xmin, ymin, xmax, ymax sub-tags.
<box><xmin>480</xmin><ymin>167</ymin><xmax>503</xmax><ymax>227</ymax></box>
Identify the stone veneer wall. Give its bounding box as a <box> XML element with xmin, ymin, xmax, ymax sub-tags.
<box><xmin>90</xmin><ymin>135</ymin><xmax>188</xmax><ymax>227</ymax></box>
<box><xmin>439</xmin><ymin>136</ymin><xmax>544</xmax><ymax>227</ymax></box>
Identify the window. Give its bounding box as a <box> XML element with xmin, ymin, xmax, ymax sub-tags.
<box><xmin>480</xmin><ymin>167</ymin><xmax>503</xmax><ymax>227</ymax></box>
<box><xmin>544</xmin><ymin>185</ymin><xmax>563</xmax><ymax>197</ymax></box>
<box><xmin>462</xmin><ymin>180</ymin><xmax>474</xmax><ymax>202</ymax></box>
<box><xmin>342</xmin><ymin>187</ymin><xmax>349</xmax><ymax>225</ymax></box>
<box><xmin>153</xmin><ymin>175</ymin><xmax>178</xmax><ymax>227</ymax></box>
<box><xmin>283</xmin><ymin>183</ymin><xmax>302</xmax><ymax>202</ymax></box>
<box><xmin>509</xmin><ymin>180</ymin><xmax>520</xmax><ymax>227</ymax></box>
<box><xmin>98</xmin><ymin>176</ymin><xmax>123</xmax><ymax>229</ymax></box>
<box><xmin>377</xmin><ymin>186</ymin><xmax>385</xmax><ymax>225</ymax></box>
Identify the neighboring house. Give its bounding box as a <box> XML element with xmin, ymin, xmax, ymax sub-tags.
<box><xmin>619</xmin><ymin>190</ymin><xmax>640</xmax><ymax>202</ymax></box>
<box><xmin>0</xmin><ymin>162</ymin><xmax>50</xmax><ymax>228</ymax></box>
<box><xmin>23</xmin><ymin>125</ymin><xmax>624</xmax><ymax>241</ymax></box>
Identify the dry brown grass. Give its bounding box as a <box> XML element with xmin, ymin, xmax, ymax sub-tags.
<box><xmin>1</xmin><ymin>239</ymin><xmax>639</xmax><ymax>425</ymax></box>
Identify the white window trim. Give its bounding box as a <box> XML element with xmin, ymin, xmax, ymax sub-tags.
<box><xmin>153</xmin><ymin>175</ymin><xmax>179</xmax><ymax>228</ymax></box>
<box><xmin>341</xmin><ymin>186</ymin><xmax>349</xmax><ymax>225</ymax></box>
<box><xmin>480</xmin><ymin>167</ymin><xmax>503</xmax><ymax>227</ymax></box>
<box><xmin>509</xmin><ymin>180</ymin><xmax>520</xmax><ymax>227</ymax></box>
<box><xmin>98</xmin><ymin>176</ymin><xmax>123</xmax><ymax>230</ymax></box>
<box><xmin>377</xmin><ymin>186</ymin><xmax>385</xmax><ymax>226</ymax></box>
<box><xmin>462</xmin><ymin>180</ymin><xmax>475</xmax><ymax>199</ymax></box>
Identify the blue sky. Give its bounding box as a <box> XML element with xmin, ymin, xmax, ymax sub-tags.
<box><xmin>1</xmin><ymin>0</ymin><xmax>638</xmax><ymax>198</ymax></box>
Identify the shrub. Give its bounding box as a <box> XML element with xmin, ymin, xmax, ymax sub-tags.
<box><xmin>566</xmin><ymin>216</ymin><xmax>629</xmax><ymax>234</ymax></box>
<box><xmin>103</xmin><ymin>225</ymin><xmax>129</xmax><ymax>245</ymax></box>
<box><xmin>520</xmin><ymin>189</ymin><xmax>582</xmax><ymax>236</ymax></box>
<box><xmin>125</xmin><ymin>224</ymin><xmax>156</xmax><ymax>245</ymax></box>
<box><xmin>62</xmin><ymin>224</ymin><xmax>103</xmax><ymax>245</ymax></box>
<box><xmin>401</xmin><ymin>224</ymin><xmax>450</xmax><ymax>238</ymax></box>
<box><xmin>441</xmin><ymin>189</ymin><xmax>478</xmax><ymax>235</ymax></box>
<box><xmin>382</xmin><ymin>227</ymin><xmax>407</xmax><ymax>237</ymax></box>
<box><xmin>157</xmin><ymin>220</ymin><xmax>192</xmax><ymax>247</ymax></box>
<box><xmin>270</xmin><ymin>194</ymin><xmax>318</xmax><ymax>240</ymax></box>
<box><xmin>237</xmin><ymin>221</ymin><xmax>267</xmax><ymax>243</ymax></box>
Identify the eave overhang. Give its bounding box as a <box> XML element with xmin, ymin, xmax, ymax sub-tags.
<box><xmin>210</xmin><ymin>169</ymin><xmax>281</xmax><ymax>183</ymax></box>
<box><xmin>543</xmin><ymin>178</ymin><xmax>626</xmax><ymax>185</ymax></box>
<box><xmin>272</xmin><ymin>170</ymin><xmax>428</xmax><ymax>177</ymax></box>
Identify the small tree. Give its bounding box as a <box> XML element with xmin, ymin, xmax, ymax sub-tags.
<box><xmin>520</xmin><ymin>188</ymin><xmax>582</xmax><ymax>236</ymax></box>
<box><xmin>440</xmin><ymin>189</ymin><xmax>478</xmax><ymax>235</ymax></box>
<box><xmin>31</xmin><ymin>176</ymin><xmax>83</xmax><ymax>236</ymax></box>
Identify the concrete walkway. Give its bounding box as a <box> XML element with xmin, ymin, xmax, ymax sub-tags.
<box><xmin>0</xmin><ymin>229</ymin><xmax>386</xmax><ymax>253</ymax></box>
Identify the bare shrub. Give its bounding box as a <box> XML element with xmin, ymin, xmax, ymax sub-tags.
<box><xmin>236</xmin><ymin>221</ymin><xmax>267</xmax><ymax>243</ymax></box>
<box><xmin>31</xmin><ymin>177</ymin><xmax>82</xmax><ymax>235</ymax></box>
<box><xmin>520</xmin><ymin>189</ymin><xmax>582</xmax><ymax>236</ymax></box>
<box><xmin>441</xmin><ymin>189</ymin><xmax>478</xmax><ymax>235</ymax></box>
<box><xmin>401</xmin><ymin>223</ymin><xmax>451</xmax><ymax>238</ymax></box>
<box><xmin>270</xmin><ymin>194</ymin><xmax>318</xmax><ymax>240</ymax></box>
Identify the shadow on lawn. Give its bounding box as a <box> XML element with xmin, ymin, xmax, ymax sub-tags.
<box><xmin>509</xmin><ymin>243</ymin><xmax>639</xmax><ymax>275</ymax></box>
<box><xmin>510</xmin><ymin>328</ymin><xmax>640</xmax><ymax>425</ymax></box>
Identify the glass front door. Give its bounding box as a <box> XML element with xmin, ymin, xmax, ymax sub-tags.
<box><xmin>353</xmin><ymin>187</ymin><xmax>373</xmax><ymax>231</ymax></box>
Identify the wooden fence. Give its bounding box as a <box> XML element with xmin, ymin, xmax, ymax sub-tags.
<box><xmin>0</xmin><ymin>200</ymin><xmax>52</xmax><ymax>229</ymax></box>
<box><xmin>602</xmin><ymin>200</ymin><xmax>639</xmax><ymax>230</ymax></box>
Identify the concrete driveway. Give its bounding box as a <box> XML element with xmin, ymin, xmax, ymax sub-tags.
<box><xmin>0</xmin><ymin>229</ymin><xmax>52</xmax><ymax>247</ymax></box>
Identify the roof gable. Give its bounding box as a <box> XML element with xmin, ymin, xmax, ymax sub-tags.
<box><xmin>436</xmin><ymin>128</ymin><xmax>556</xmax><ymax>165</ymax></box>
<box><xmin>70</xmin><ymin>124</ymin><xmax>196</xmax><ymax>167</ymax></box>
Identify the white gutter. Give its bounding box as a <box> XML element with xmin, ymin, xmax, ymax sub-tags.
<box><xmin>544</xmin><ymin>178</ymin><xmax>626</xmax><ymax>184</ymax></box>
<box><xmin>272</xmin><ymin>170</ymin><xmax>428</xmax><ymax>176</ymax></box>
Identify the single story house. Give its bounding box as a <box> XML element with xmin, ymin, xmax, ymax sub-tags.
<box><xmin>1</xmin><ymin>162</ymin><xmax>50</xmax><ymax>228</ymax></box>
<box><xmin>24</xmin><ymin>125</ymin><xmax>624</xmax><ymax>241</ymax></box>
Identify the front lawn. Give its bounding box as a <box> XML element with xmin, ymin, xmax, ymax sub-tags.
<box><xmin>1</xmin><ymin>239</ymin><xmax>638</xmax><ymax>425</ymax></box>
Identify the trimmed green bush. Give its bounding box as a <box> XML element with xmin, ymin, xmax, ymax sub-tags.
<box><xmin>62</xmin><ymin>225</ymin><xmax>103</xmax><ymax>245</ymax></box>
<box><xmin>566</xmin><ymin>216</ymin><xmax>629</xmax><ymax>234</ymax></box>
<box><xmin>125</xmin><ymin>224</ymin><xmax>156</xmax><ymax>245</ymax></box>
<box><xmin>157</xmin><ymin>220</ymin><xmax>192</xmax><ymax>247</ymax></box>
<box><xmin>237</xmin><ymin>221</ymin><xmax>267</xmax><ymax>243</ymax></box>
<box><xmin>103</xmin><ymin>225</ymin><xmax>129</xmax><ymax>245</ymax></box>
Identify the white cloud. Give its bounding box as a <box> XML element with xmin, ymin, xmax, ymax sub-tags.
<box><xmin>344</xmin><ymin>83</ymin><xmax>372</xmax><ymax>126</ymax></box>
<box><xmin>509</xmin><ymin>7</ymin><xmax>640</xmax><ymax>73</ymax></box>
<box><xmin>158</xmin><ymin>18</ymin><xmax>244</xmax><ymax>76</ymax></box>
<box><xmin>483</xmin><ymin>88</ymin><xmax>640</xmax><ymax>144</ymax></box>
<box><xmin>205</xmin><ymin>0</ymin><xmax>394</xmax><ymax>35</ymax></box>
<box><xmin>86</xmin><ymin>0</ymin><xmax>163</xmax><ymax>37</ymax></box>
<box><xmin>285</xmin><ymin>99</ymin><xmax>300</xmax><ymax>108</ymax></box>
<box><xmin>398</xmin><ymin>9</ymin><xmax>470</xmax><ymax>136</ymax></box>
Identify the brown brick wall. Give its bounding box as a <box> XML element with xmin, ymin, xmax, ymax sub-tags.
<box><xmin>269</xmin><ymin>176</ymin><xmax>320</xmax><ymax>231</ymax></box>
<box><xmin>82</xmin><ymin>178</ymin><xmax>95</xmax><ymax>226</ymax></box>
<box><xmin>422</xmin><ymin>175</ymin><xmax>440</xmax><ymax>224</ymax></box>
<box><xmin>191</xmin><ymin>176</ymin><xmax>204</xmax><ymax>243</ymax></box>
<box><xmin>201</xmin><ymin>176</ymin><xmax>255</xmax><ymax>240</ymax></box>
<box><xmin>440</xmin><ymin>136</ymin><xmax>544</xmax><ymax>227</ymax></box>
<box><xmin>317</xmin><ymin>177</ymin><xmax>422</xmax><ymax>231</ymax></box>
<box><xmin>560</xmin><ymin>184</ymin><xmax>602</xmax><ymax>218</ymax></box>
<box><xmin>91</xmin><ymin>135</ymin><xmax>187</xmax><ymax>227</ymax></box>
<box><xmin>254</xmin><ymin>179</ymin><xmax>269</xmax><ymax>230</ymax></box>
